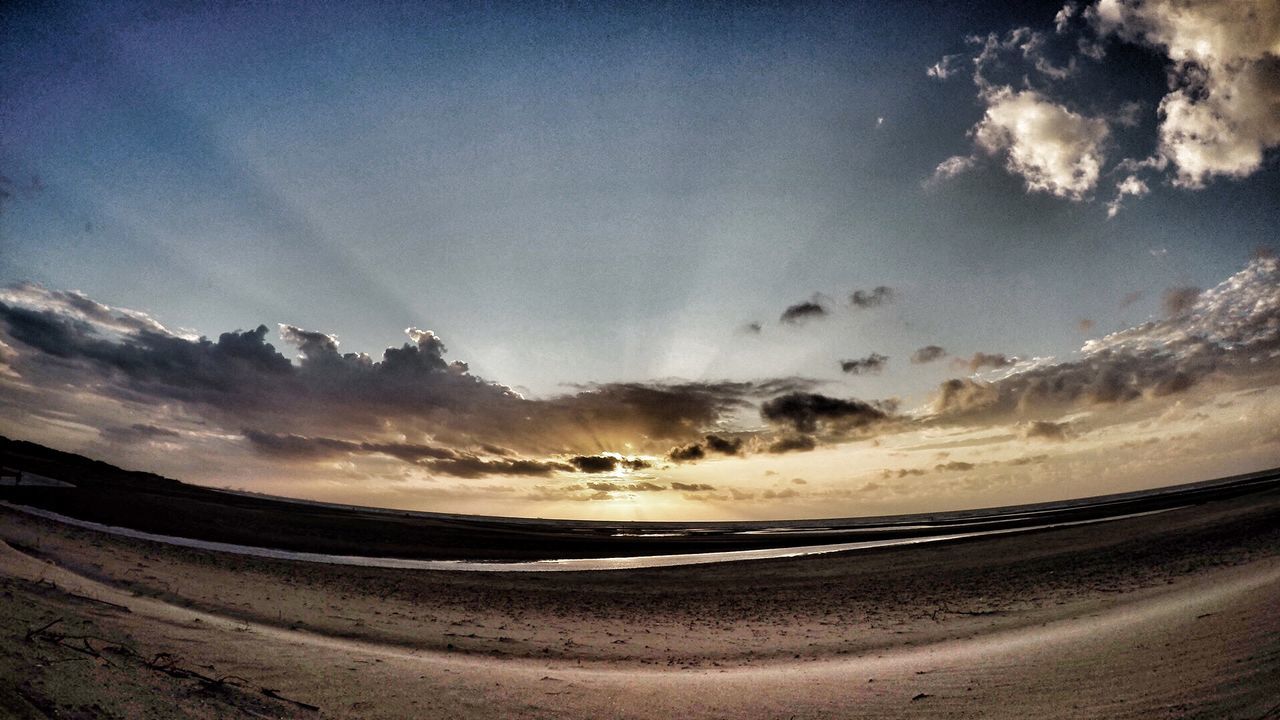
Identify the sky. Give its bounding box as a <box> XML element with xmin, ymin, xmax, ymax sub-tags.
<box><xmin>1</xmin><ymin>0</ymin><xmax>1278</xmax><ymax>520</ymax></box>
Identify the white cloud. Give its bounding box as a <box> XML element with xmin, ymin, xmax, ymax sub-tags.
<box><xmin>925</xmin><ymin>155</ymin><xmax>977</xmax><ymax>187</ymax></box>
<box><xmin>972</xmin><ymin>88</ymin><xmax>1110</xmax><ymax>200</ymax></box>
<box><xmin>1091</xmin><ymin>0</ymin><xmax>1280</xmax><ymax>187</ymax></box>
<box><xmin>926</xmin><ymin>54</ymin><xmax>964</xmax><ymax>80</ymax></box>
<box><xmin>930</xmin><ymin>0</ymin><xmax>1279</xmax><ymax>206</ymax></box>
<box><xmin>1105</xmin><ymin>174</ymin><xmax>1151</xmax><ymax>218</ymax></box>
<box><xmin>1054</xmin><ymin>3</ymin><xmax>1079</xmax><ymax>34</ymax></box>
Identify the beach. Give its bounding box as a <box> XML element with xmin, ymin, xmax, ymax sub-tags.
<box><xmin>3</xmin><ymin>481</ymin><xmax>1280</xmax><ymax>718</ymax></box>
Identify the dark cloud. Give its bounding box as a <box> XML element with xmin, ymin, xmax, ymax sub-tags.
<box><xmin>569</xmin><ymin>455</ymin><xmax>621</xmax><ymax>473</ymax></box>
<box><xmin>766</xmin><ymin>434</ymin><xmax>818</xmax><ymax>454</ymax></box>
<box><xmin>667</xmin><ymin>433</ymin><xmax>744</xmax><ymax>463</ymax></box>
<box><xmin>99</xmin><ymin>423</ymin><xmax>180</xmax><ymax>444</ymax></box>
<box><xmin>740</xmin><ymin>321</ymin><xmax>763</xmax><ymax>334</ymax></box>
<box><xmin>1162</xmin><ymin>286</ymin><xmax>1202</xmax><ymax>316</ymax></box>
<box><xmin>240</xmin><ymin>429</ymin><xmax>570</xmax><ymax>478</ymax></box>
<box><xmin>910</xmin><ymin>345</ymin><xmax>948</xmax><ymax>364</ymax></box>
<box><xmin>935</xmin><ymin>461</ymin><xmax>976</xmax><ymax>472</ymax></box>
<box><xmin>667</xmin><ymin>443</ymin><xmax>705</xmax><ymax>462</ymax></box>
<box><xmin>839</xmin><ymin>353</ymin><xmax>888</xmax><ymax>375</ymax></box>
<box><xmin>0</xmin><ymin>292</ymin><xmax>823</xmax><ymax>457</ymax></box>
<box><xmin>964</xmin><ymin>352</ymin><xmax>1016</xmax><ymax>372</ymax></box>
<box><xmin>702</xmin><ymin>434</ymin><xmax>743</xmax><ymax>455</ymax></box>
<box><xmin>760</xmin><ymin>392</ymin><xmax>889</xmax><ymax>433</ymax></box>
<box><xmin>1022</xmin><ymin>420</ymin><xmax>1069</xmax><ymax>441</ymax></box>
<box><xmin>670</xmin><ymin>481</ymin><xmax>716</xmax><ymax>492</ymax></box>
<box><xmin>850</xmin><ymin>286</ymin><xmax>894</xmax><ymax>309</ymax></box>
<box><xmin>779</xmin><ymin>300</ymin><xmax>827</xmax><ymax>324</ymax></box>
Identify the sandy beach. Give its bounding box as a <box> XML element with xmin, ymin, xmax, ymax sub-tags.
<box><xmin>3</xmin><ymin>482</ymin><xmax>1280</xmax><ymax>718</ymax></box>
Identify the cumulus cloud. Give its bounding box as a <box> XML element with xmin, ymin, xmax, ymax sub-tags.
<box><xmin>972</xmin><ymin>87</ymin><xmax>1110</xmax><ymax>200</ymax></box>
<box><xmin>840</xmin><ymin>353</ymin><xmax>889</xmax><ymax>375</ymax></box>
<box><xmin>667</xmin><ymin>443</ymin><xmax>705</xmax><ymax>462</ymax></box>
<box><xmin>703</xmin><ymin>434</ymin><xmax>744</xmax><ymax>455</ymax></box>
<box><xmin>779</xmin><ymin>300</ymin><xmax>828</xmax><ymax>324</ymax></box>
<box><xmin>933</xmin><ymin>257</ymin><xmax>1280</xmax><ymax>420</ymax></box>
<box><xmin>760</xmin><ymin>392</ymin><xmax>890</xmax><ymax>433</ymax></box>
<box><xmin>666</xmin><ymin>433</ymin><xmax>745</xmax><ymax>463</ymax></box>
<box><xmin>0</xmin><ymin>287</ymin><xmax>825</xmax><ymax>464</ymax></box>
<box><xmin>850</xmin><ymin>286</ymin><xmax>894</xmax><ymax>309</ymax></box>
<box><xmin>932</xmin><ymin>0</ymin><xmax>1279</xmax><ymax>211</ymax></box>
<box><xmin>911</xmin><ymin>345</ymin><xmax>948</xmax><ymax>364</ymax></box>
<box><xmin>1091</xmin><ymin>0</ymin><xmax>1280</xmax><ymax>188</ymax></box>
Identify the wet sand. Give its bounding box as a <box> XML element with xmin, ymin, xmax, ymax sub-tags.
<box><xmin>3</xmin><ymin>484</ymin><xmax>1280</xmax><ymax>718</ymax></box>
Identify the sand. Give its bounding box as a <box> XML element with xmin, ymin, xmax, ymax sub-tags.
<box><xmin>3</xmin><ymin>487</ymin><xmax>1280</xmax><ymax>718</ymax></box>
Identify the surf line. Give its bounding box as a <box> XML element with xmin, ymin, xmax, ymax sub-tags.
<box><xmin>2</xmin><ymin>501</ymin><xmax>1178</xmax><ymax>573</ymax></box>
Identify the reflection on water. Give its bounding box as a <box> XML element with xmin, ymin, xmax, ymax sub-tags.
<box><xmin>1</xmin><ymin>501</ymin><xmax>1175</xmax><ymax>573</ymax></box>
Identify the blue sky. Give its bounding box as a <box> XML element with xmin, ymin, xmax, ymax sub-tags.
<box><xmin>1</xmin><ymin>0</ymin><xmax>1278</xmax><ymax>519</ymax></box>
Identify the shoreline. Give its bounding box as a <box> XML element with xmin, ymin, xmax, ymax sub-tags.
<box><xmin>0</xmin><ymin>499</ymin><xmax>1182</xmax><ymax>572</ymax></box>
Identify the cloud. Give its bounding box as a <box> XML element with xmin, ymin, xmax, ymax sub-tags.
<box><xmin>0</xmin><ymin>282</ymin><xmax>176</xmax><ymax>338</ymax></box>
<box><xmin>964</xmin><ymin>352</ymin><xmax>1016</xmax><ymax>372</ymax></box>
<box><xmin>779</xmin><ymin>300</ymin><xmax>828</xmax><ymax>324</ymax></box>
<box><xmin>670</xmin><ymin>481</ymin><xmax>716</xmax><ymax>492</ymax></box>
<box><xmin>762</xmin><ymin>488</ymin><xmax>800</xmax><ymax>500</ymax></box>
<box><xmin>740</xmin><ymin>321</ymin><xmax>763</xmax><ymax>334</ymax></box>
<box><xmin>926</xmin><ymin>155</ymin><xmax>977</xmax><ymax>187</ymax></box>
<box><xmin>569</xmin><ymin>454</ymin><xmax>650</xmax><ymax>473</ymax></box>
<box><xmin>99</xmin><ymin>423</ymin><xmax>181</xmax><ymax>445</ymax></box>
<box><xmin>703</xmin><ymin>434</ymin><xmax>744</xmax><ymax>455</ymax></box>
<box><xmin>0</xmin><ymin>290</ymin><xmax>830</xmax><ymax>459</ymax></box>
<box><xmin>933</xmin><ymin>1</ymin><xmax>1278</xmax><ymax>210</ymax></box>
<box><xmin>932</xmin><ymin>256</ymin><xmax>1280</xmax><ymax>420</ymax></box>
<box><xmin>1162</xmin><ymin>286</ymin><xmax>1201</xmax><ymax>316</ymax></box>
<box><xmin>1078</xmin><ymin>318</ymin><xmax>1096</xmax><ymax>333</ymax></box>
<box><xmin>927</xmin><ymin>53</ymin><xmax>964</xmax><ymax>80</ymax></box>
<box><xmin>760</xmin><ymin>392</ymin><xmax>889</xmax><ymax>433</ymax></box>
<box><xmin>1022</xmin><ymin>420</ymin><xmax>1070</xmax><ymax>441</ymax></box>
<box><xmin>667</xmin><ymin>443</ymin><xmax>705</xmax><ymax>462</ymax></box>
<box><xmin>911</xmin><ymin>345</ymin><xmax>948</xmax><ymax>364</ymax></box>
<box><xmin>278</xmin><ymin>324</ymin><xmax>340</xmax><ymax>359</ymax></box>
<box><xmin>766</xmin><ymin>435</ymin><xmax>818</xmax><ymax>454</ymax></box>
<box><xmin>1091</xmin><ymin>0</ymin><xmax>1280</xmax><ymax>188</ymax></box>
<box><xmin>1105</xmin><ymin>174</ymin><xmax>1151</xmax><ymax>218</ymax></box>
<box><xmin>840</xmin><ymin>353</ymin><xmax>889</xmax><ymax>375</ymax></box>
<box><xmin>972</xmin><ymin>87</ymin><xmax>1110</xmax><ymax>200</ymax></box>
<box><xmin>850</xmin><ymin>286</ymin><xmax>894</xmax><ymax>309</ymax></box>
<box><xmin>666</xmin><ymin>433</ymin><xmax>745</xmax><ymax>463</ymax></box>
